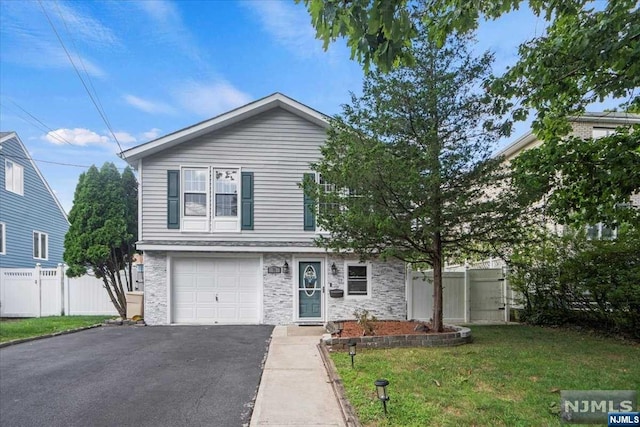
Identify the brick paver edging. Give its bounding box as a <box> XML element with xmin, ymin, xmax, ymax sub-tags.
<box><xmin>324</xmin><ymin>325</ymin><xmax>473</xmax><ymax>349</ymax></box>
<box><xmin>317</xmin><ymin>342</ymin><xmax>363</xmax><ymax>427</ymax></box>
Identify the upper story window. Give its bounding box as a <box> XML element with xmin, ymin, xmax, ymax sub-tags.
<box><xmin>214</xmin><ymin>169</ymin><xmax>238</xmax><ymax>217</ymax></box>
<box><xmin>179</xmin><ymin>167</ymin><xmax>241</xmax><ymax>232</ymax></box>
<box><xmin>345</xmin><ymin>262</ymin><xmax>371</xmax><ymax>297</ymax></box>
<box><xmin>592</xmin><ymin>127</ymin><xmax>616</xmax><ymax>139</ymax></box>
<box><xmin>0</xmin><ymin>222</ymin><xmax>5</xmax><ymax>255</ymax></box>
<box><xmin>33</xmin><ymin>231</ymin><xmax>48</xmax><ymax>260</ymax></box>
<box><xmin>183</xmin><ymin>169</ymin><xmax>208</xmax><ymax>217</ymax></box>
<box><xmin>586</xmin><ymin>223</ymin><xmax>616</xmax><ymax>240</ymax></box>
<box><xmin>5</xmin><ymin>160</ymin><xmax>24</xmax><ymax>195</ymax></box>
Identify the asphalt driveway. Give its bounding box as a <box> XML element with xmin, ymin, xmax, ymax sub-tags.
<box><xmin>0</xmin><ymin>325</ymin><xmax>274</xmax><ymax>427</ymax></box>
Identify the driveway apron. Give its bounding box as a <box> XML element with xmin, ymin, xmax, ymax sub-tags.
<box><xmin>0</xmin><ymin>325</ymin><xmax>273</xmax><ymax>427</ymax></box>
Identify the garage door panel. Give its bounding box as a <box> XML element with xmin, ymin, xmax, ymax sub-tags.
<box><xmin>173</xmin><ymin>257</ymin><xmax>260</xmax><ymax>324</ymax></box>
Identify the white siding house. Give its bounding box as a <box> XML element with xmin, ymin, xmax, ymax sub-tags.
<box><xmin>120</xmin><ymin>93</ymin><xmax>407</xmax><ymax>325</ymax></box>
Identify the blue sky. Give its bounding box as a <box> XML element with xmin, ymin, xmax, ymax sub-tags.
<box><xmin>0</xmin><ymin>0</ymin><xmax>614</xmax><ymax>214</ymax></box>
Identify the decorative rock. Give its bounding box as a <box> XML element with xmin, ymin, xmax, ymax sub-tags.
<box><xmin>414</xmin><ymin>323</ymin><xmax>430</xmax><ymax>333</ymax></box>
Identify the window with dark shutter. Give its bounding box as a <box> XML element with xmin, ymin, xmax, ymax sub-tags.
<box><xmin>241</xmin><ymin>172</ymin><xmax>254</xmax><ymax>230</ymax></box>
<box><xmin>167</xmin><ymin>170</ymin><xmax>180</xmax><ymax>229</ymax></box>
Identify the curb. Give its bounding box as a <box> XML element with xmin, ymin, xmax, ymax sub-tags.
<box><xmin>0</xmin><ymin>323</ymin><xmax>103</xmax><ymax>349</ymax></box>
<box><xmin>317</xmin><ymin>341</ymin><xmax>362</xmax><ymax>427</ymax></box>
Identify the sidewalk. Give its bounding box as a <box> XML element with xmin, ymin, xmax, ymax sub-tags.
<box><xmin>250</xmin><ymin>325</ymin><xmax>347</xmax><ymax>427</ymax></box>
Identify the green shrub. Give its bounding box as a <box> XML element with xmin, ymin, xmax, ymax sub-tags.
<box><xmin>509</xmin><ymin>227</ymin><xmax>640</xmax><ymax>338</ymax></box>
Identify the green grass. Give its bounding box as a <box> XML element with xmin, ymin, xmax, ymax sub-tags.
<box><xmin>0</xmin><ymin>316</ymin><xmax>109</xmax><ymax>343</ymax></box>
<box><xmin>331</xmin><ymin>325</ymin><xmax>639</xmax><ymax>426</ymax></box>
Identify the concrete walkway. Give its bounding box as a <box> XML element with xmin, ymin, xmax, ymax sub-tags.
<box><xmin>250</xmin><ymin>325</ymin><xmax>346</xmax><ymax>427</ymax></box>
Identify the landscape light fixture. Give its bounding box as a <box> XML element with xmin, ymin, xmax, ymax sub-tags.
<box><xmin>374</xmin><ymin>379</ymin><xmax>390</xmax><ymax>415</ymax></box>
<box><xmin>283</xmin><ymin>261</ymin><xmax>289</xmax><ymax>274</ymax></box>
<box><xmin>348</xmin><ymin>339</ymin><xmax>357</xmax><ymax>368</ymax></box>
<box><xmin>331</xmin><ymin>262</ymin><xmax>338</xmax><ymax>275</ymax></box>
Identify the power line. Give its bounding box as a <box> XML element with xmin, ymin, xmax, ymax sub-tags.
<box><xmin>0</xmin><ymin>99</ymin><xmax>75</xmax><ymax>146</ymax></box>
<box><xmin>52</xmin><ymin>0</ymin><xmax>114</xmax><ymax>135</ymax></box>
<box><xmin>0</xmin><ymin>151</ymin><xmax>129</xmax><ymax>171</ymax></box>
<box><xmin>37</xmin><ymin>0</ymin><xmax>127</xmax><ymax>159</ymax></box>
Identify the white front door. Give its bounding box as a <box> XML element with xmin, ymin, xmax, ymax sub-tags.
<box><xmin>172</xmin><ymin>257</ymin><xmax>260</xmax><ymax>324</ymax></box>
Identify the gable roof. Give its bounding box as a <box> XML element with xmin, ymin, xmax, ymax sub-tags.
<box><xmin>495</xmin><ymin>111</ymin><xmax>640</xmax><ymax>159</ymax></box>
<box><xmin>119</xmin><ymin>92</ymin><xmax>330</xmax><ymax>165</ymax></box>
<box><xmin>0</xmin><ymin>131</ymin><xmax>69</xmax><ymax>222</ymax></box>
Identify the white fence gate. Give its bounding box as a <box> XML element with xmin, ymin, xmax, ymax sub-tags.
<box><xmin>409</xmin><ymin>267</ymin><xmax>512</xmax><ymax>324</ymax></box>
<box><xmin>0</xmin><ymin>265</ymin><xmax>124</xmax><ymax>317</ymax></box>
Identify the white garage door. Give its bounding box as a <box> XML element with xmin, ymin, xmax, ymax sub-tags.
<box><xmin>172</xmin><ymin>257</ymin><xmax>261</xmax><ymax>324</ymax></box>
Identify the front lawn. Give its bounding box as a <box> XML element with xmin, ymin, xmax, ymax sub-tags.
<box><xmin>331</xmin><ymin>325</ymin><xmax>639</xmax><ymax>426</ymax></box>
<box><xmin>0</xmin><ymin>316</ymin><xmax>109</xmax><ymax>343</ymax></box>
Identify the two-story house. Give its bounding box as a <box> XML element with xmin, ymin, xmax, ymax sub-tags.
<box><xmin>496</xmin><ymin>112</ymin><xmax>640</xmax><ymax>237</ymax></box>
<box><xmin>0</xmin><ymin>132</ymin><xmax>69</xmax><ymax>268</ymax></box>
<box><xmin>120</xmin><ymin>93</ymin><xmax>407</xmax><ymax>325</ymax></box>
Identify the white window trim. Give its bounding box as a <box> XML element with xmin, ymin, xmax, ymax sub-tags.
<box><xmin>592</xmin><ymin>127</ymin><xmax>616</xmax><ymax>139</ymax></box>
<box><xmin>315</xmin><ymin>172</ymin><xmax>340</xmax><ymax>235</ymax></box>
<box><xmin>33</xmin><ymin>230</ymin><xmax>48</xmax><ymax>260</ymax></box>
<box><xmin>180</xmin><ymin>166</ymin><xmax>210</xmax><ymax>232</ymax></box>
<box><xmin>212</xmin><ymin>167</ymin><xmax>241</xmax><ymax>233</ymax></box>
<box><xmin>344</xmin><ymin>260</ymin><xmax>372</xmax><ymax>299</ymax></box>
<box><xmin>5</xmin><ymin>159</ymin><xmax>24</xmax><ymax>195</ymax></box>
<box><xmin>0</xmin><ymin>222</ymin><xmax>6</xmax><ymax>255</ymax></box>
<box><xmin>586</xmin><ymin>223</ymin><xmax>617</xmax><ymax>240</ymax></box>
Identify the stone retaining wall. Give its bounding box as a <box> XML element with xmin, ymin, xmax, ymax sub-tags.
<box><xmin>324</xmin><ymin>325</ymin><xmax>472</xmax><ymax>349</ymax></box>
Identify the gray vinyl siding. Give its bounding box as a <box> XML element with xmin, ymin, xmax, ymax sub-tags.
<box><xmin>0</xmin><ymin>136</ymin><xmax>69</xmax><ymax>268</ymax></box>
<box><xmin>141</xmin><ymin>108</ymin><xmax>327</xmax><ymax>242</ymax></box>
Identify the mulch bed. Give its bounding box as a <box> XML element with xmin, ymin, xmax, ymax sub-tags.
<box><xmin>336</xmin><ymin>320</ymin><xmax>456</xmax><ymax>338</ymax></box>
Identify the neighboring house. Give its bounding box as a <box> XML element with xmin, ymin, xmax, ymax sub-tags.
<box><xmin>0</xmin><ymin>132</ymin><xmax>70</xmax><ymax>268</ymax></box>
<box><xmin>120</xmin><ymin>93</ymin><xmax>407</xmax><ymax>325</ymax></box>
<box><xmin>496</xmin><ymin>112</ymin><xmax>640</xmax><ymax>236</ymax></box>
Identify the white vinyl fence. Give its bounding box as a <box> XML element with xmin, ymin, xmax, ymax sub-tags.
<box><xmin>409</xmin><ymin>267</ymin><xmax>514</xmax><ymax>324</ymax></box>
<box><xmin>0</xmin><ymin>264</ymin><xmax>129</xmax><ymax>317</ymax></box>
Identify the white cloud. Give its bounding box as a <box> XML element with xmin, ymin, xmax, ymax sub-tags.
<box><xmin>136</xmin><ymin>0</ymin><xmax>176</xmax><ymax>23</ymax></box>
<box><xmin>51</xmin><ymin>2</ymin><xmax>119</xmax><ymax>47</ymax></box>
<box><xmin>174</xmin><ymin>80</ymin><xmax>252</xmax><ymax>117</ymax></box>
<box><xmin>135</xmin><ymin>0</ymin><xmax>203</xmax><ymax>63</ymax></box>
<box><xmin>0</xmin><ymin>1</ymin><xmax>114</xmax><ymax>76</ymax></box>
<box><xmin>44</xmin><ymin>128</ymin><xmax>111</xmax><ymax>146</ymax></box>
<box><xmin>113</xmin><ymin>131</ymin><xmax>137</xmax><ymax>145</ymax></box>
<box><xmin>141</xmin><ymin>128</ymin><xmax>162</xmax><ymax>140</ymax></box>
<box><xmin>241</xmin><ymin>0</ymin><xmax>324</xmax><ymax>58</ymax></box>
<box><xmin>123</xmin><ymin>94</ymin><xmax>175</xmax><ymax>115</ymax></box>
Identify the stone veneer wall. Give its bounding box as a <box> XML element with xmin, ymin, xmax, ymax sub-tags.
<box><xmin>143</xmin><ymin>250</ymin><xmax>168</xmax><ymax>325</ymax></box>
<box><xmin>325</xmin><ymin>256</ymin><xmax>406</xmax><ymax>322</ymax></box>
<box><xmin>141</xmin><ymin>251</ymin><xmax>407</xmax><ymax>326</ymax></box>
<box><xmin>262</xmin><ymin>253</ymin><xmax>295</xmax><ymax>325</ymax></box>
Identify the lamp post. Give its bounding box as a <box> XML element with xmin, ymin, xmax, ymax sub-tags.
<box><xmin>374</xmin><ymin>379</ymin><xmax>390</xmax><ymax>415</ymax></box>
<box><xmin>348</xmin><ymin>339</ymin><xmax>357</xmax><ymax>368</ymax></box>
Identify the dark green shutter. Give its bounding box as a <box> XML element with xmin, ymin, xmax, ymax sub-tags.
<box><xmin>241</xmin><ymin>171</ymin><xmax>254</xmax><ymax>230</ymax></box>
<box><xmin>303</xmin><ymin>173</ymin><xmax>316</xmax><ymax>231</ymax></box>
<box><xmin>167</xmin><ymin>170</ymin><xmax>180</xmax><ymax>229</ymax></box>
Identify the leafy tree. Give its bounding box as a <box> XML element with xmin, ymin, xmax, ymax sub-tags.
<box><xmin>306</xmin><ymin>32</ymin><xmax>527</xmax><ymax>331</ymax></box>
<box><xmin>298</xmin><ymin>0</ymin><xmax>639</xmax><ymax>136</ymax></box>
<box><xmin>511</xmin><ymin>126</ymin><xmax>640</xmax><ymax>228</ymax></box>
<box><xmin>64</xmin><ymin>163</ymin><xmax>138</xmax><ymax>318</ymax></box>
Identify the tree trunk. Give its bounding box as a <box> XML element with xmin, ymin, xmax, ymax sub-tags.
<box><xmin>102</xmin><ymin>275</ymin><xmax>126</xmax><ymax>318</ymax></box>
<box><xmin>432</xmin><ymin>232</ymin><xmax>444</xmax><ymax>332</ymax></box>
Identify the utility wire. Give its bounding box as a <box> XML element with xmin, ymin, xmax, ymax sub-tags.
<box><xmin>52</xmin><ymin>0</ymin><xmax>114</xmax><ymax>135</ymax></box>
<box><xmin>0</xmin><ymin>151</ymin><xmax>129</xmax><ymax>171</ymax></box>
<box><xmin>0</xmin><ymin>99</ymin><xmax>74</xmax><ymax>146</ymax></box>
<box><xmin>37</xmin><ymin>0</ymin><xmax>127</xmax><ymax>159</ymax></box>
